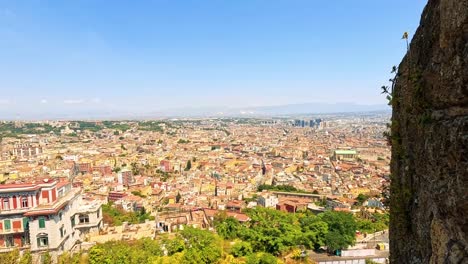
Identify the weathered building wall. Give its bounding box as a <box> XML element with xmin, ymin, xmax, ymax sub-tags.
<box><xmin>390</xmin><ymin>0</ymin><xmax>468</xmax><ymax>263</ymax></box>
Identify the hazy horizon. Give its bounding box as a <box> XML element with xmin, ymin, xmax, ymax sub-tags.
<box><xmin>0</xmin><ymin>101</ymin><xmax>391</xmax><ymax>120</ymax></box>
<box><xmin>0</xmin><ymin>1</ymin><xmax>426</xmax><ymax>118</ymax></box>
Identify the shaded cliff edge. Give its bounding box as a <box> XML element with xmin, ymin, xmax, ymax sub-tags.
<box><xmin>389</xmin><ymin>0</ymin><xmax>468</xmax><ymax>263</ymax></box>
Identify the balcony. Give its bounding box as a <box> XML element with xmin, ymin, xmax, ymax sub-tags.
<box><xmin>0</xmin><ymin>228</ymin><xmax>25</xmax><ymax>234</ymax></box>
<box><xmin>0</xmin><ymin>244</ymin><xmax>31</xmax><ymax>254</ymax></box>
<box><xmin>74</xmin><ymin>219</ymin><xmax>102</xmax><ymax>229</ymax></box>
<box><xmin>0</xmin><ymin>207</ymin><xmax>30</xmax><ymax>216</ymax></box>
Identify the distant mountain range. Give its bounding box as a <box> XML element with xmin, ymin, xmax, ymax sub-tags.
<box><xmin>146</xmin><ymin>102</ymin><xmax>390</xmax><ymax>118</ymax></box>
<box><xmin>238</xmin><ymin>102</ymin><xmax>389</xmax><ymax>116</ymax></box>
<box><xmin>0</xmin><ymin>102</ymin><xmax>390</xmax><ymax>120</ymax></box>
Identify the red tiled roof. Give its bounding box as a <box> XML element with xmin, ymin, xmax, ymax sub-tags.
<box><xmin>0</xmin><ymin>183</ymin><xmax>38</xmax><ymax>189</ymax></box>
<box><xmin>56</xmin><ymin>181</ymin><xmax>70</xmax><ymax>188</ymax></box>
<box><xmin>203</xmin><ymin>208</ymin><xmax>250</xmax><ymax>222</ymax></box>
<box><xmin>24</xmin><ymin>202</ymin><xmax>68</xmax><ymax>216</ymax></box>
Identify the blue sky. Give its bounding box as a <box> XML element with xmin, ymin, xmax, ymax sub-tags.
<box><xmin>0</xmin><ymin>0</ymin><xmax>427</xmax><ymax>117</ymax></box>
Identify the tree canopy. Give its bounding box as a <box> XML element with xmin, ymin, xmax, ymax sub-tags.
<box><xmin>35</xmin><ymin>208</ymin><xmax>385</xmax><ymax>264</ymax></box>
<box><xmin>213</xmin><ymin>207</ymin><xmax>358</xmax><ymax>255</ymax></box>
<box><xmin>102</xmin><ymin>202</ymin><xmax>154</xmax><ymax>226</ymax></box>
<box><xmin>319</xmin><ymin>211</ymin><xmax>357</xmax><ymax>252</ymax></box>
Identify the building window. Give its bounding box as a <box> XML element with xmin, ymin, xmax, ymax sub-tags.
<box><xmin>22</xmin><ymin>217</ymin><xmax>29</xmax><ymax>230</ymax></box>
<box><xmin>97</xmin><ymin>209</ymin><xmax>100</xmax><ymax>218</ymax></box>
<box><xmin>22</xmin><ymin>197</ymin><xmax>29</xmax><ymax>208</ymax></box>
<box><xmin>38</xmin><ymin>217</ymin><xmax>46</xmax><ymax>229</ymax></box>
<box><xmin>21</xmin><ymin>234</ymin><xmax>30</xmax><ymax>245</ymax></box>
<box><xmin>4</xmin><ymin>219</ymin><xmax>11</xmax><ymax>231</ymax></box>
<box><xmin>5</xmin><ymin>235</ymin><xmax>14</xmax><ymax>247</ymax></box>
<box><xmin>79</xmin><ymin>214</ymin><xmax>90</xmax><ymax>224</ymax></box>
<box><xmin>59</xmin><ymin>226</ymin><xmax>64</xmax><ymax>238</ymax></box>
<box><xmin>59</xmin><ymin>212</ymin><xmax>63</xmax><ymax>221</ymax></box>
<box><xmin>3</xmin><ymin>199</ymin><xmax>9</xmax><ymax>210</ymax></box>
<box><xmin>71</xmin><ymin>216</ymin><xmax>75</xmax><ymax>227</ymax></box>
<box><xmin>37</xmin><ymin>236</ymin><xmax>48</xmax><ymax>247</ymax></box>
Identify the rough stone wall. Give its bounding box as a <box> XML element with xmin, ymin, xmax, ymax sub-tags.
<box><xmin>390</xmin><ymin>0</ymin><xmax>468</xmax><ymax>263</ymax></box>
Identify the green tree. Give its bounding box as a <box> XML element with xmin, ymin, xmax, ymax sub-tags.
<box><xmin>88</xmin><ymin>239</ymin><xmax>163</xmax><ymax>264</ymax></box>
<box><xmin>355</xmin><ymin>212</ymin><xmax>389</xmax><ymax>234</ymax></box>
<box><xmin>131</xmin><ymin>190</ymin><xmax>146</xmax><ymax>198</ymax></box>
<box><xmin>131</xmin><ymin>162</ymin><xmax>140</xmax><ymax>176</ymax></box>
<box><xmin>139</xmin><ymin>238</ymin><xmax>164</xmax><ymax>256</ymax></box>
<box><xmin>181</xmin><ymin>249</ymin><xmax>203</xmax><ymax>264</ymax></box>
<box><xmin>298</xmin><ymin>214</ymin><xmax>329</xmax><ymax>250</ymax></box>
<box><xmin>70</xmin><ymin>252</ymin><xmax>86</xmax><ymax>264</ymax></box>
<box><xmin>241</xmin><ymin>207</ymin><xmax>302</xmax><ymax>255</ymax></box>
<box><xmin>356</xmin><ymin>193</ymin><xmax>369</xmax><ymax>206</ymax></box>
<box><xmin>41</xmin><ymin>252</ymin><xmax>52</xmax><ymax>264</ymax></box>
<box><xmin>356</xmin><ymin>218</ymin><xmax>374</xmax><ymax>234</ymax></box>
<box><xmin>162</xmin><ymin>236</ymin><xmax>185</xmax><ymax>255</ymax></box>
<box><xmin>214</xmin><ymin>215</ymin><xmax>242</xmax><ymax>240</ymax></box>
<box><xmin>246</xmin><ymin>252</ymin><xmax>279</xmax><ymax>264</ymax></box>
<box><xmin>102</xmin><ymin>202</ymin><xmax>154</xmax><ymax>226</ymax></box>
<box><xmin>257</xmin><ymin>184</ymin><xmax>308</xmax><ymax>193</ymax></box>
<box><xmin>231</xmin><ymin>241</ymin><xmax>253</xmax><ymax>257</ymax></box>
<box><xmin>320</xmin><ymin>211</ymin><xmax>357</xmax><ymax>252</ymax></box>
<box><xmin>58</xmin><ymin>252</ymin><xmax>72</xmax><ymax>264</ymax></box>
<box><xmin>185</xmin><ymin>160</ymin><xmax>192</xmax><ymax>171</ymax></box>
<box><xmin>89</xmin><ymin>247</ymin><xmax>111</xmax><ymax>264</ymax></box>
<box><xmin>324</xmin><ymin>231</ymin><xmax>347</xmax><ymax>253</ymax></box>
<box><xmin>0</xmin><ymin>249</ymin><xmax>19</xmax><ymax>264</ymax></box>
<box><xmin>19</xmin><ymin>250</ymin><xmax>32</xmax><ymax>264</ymax></box>
<box><xmin>179</xmin><ymin>227</ymin><xmax>222</xmax><ymax>263</ymax></box>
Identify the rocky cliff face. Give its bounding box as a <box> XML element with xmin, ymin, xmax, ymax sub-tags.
<box><xmin>390</xmin><ymin>0</ymin><xmax>468</xmax><ymax>263</ymax></box>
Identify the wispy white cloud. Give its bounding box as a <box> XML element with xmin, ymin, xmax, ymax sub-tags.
<box><xmin>40</xmin><ymin>99</ymin><xmax>48</xmax><ymax>104</ymax></box>
<box><xmin>91</xmin><ymin>97</ymin><xmax>101</xmax><ymax>103</ymax></box>
<box><xmin>63</xmin><ymin>99</ymin><xmax>84</xmax><ymax>104</ymax></box>
<box><xmin>0</xmin><ymin>99</ymin><xmax>10</xmax><ymax>105</ymax></box>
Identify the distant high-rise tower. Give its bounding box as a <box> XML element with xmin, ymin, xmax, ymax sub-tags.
<box><xmin>261</xmin><ymin>160</ymin><xmax>266</xmax><ymax>175</ymax></box>
<box><xmin>118</xmin><ymin>169</ymin><xmax>134</xmax><ymax>187</ymax></box>
<box><xmin>309</xmin><ymin>120</ymin><xmax>315</xmax><ymax>128</ymax></box>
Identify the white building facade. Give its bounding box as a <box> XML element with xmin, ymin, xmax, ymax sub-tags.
<box><xmin>0</xmin><ymin>179</ymin><xmax>102</xmax><ymax>256</ymax></box>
